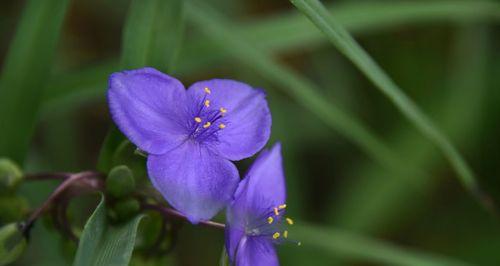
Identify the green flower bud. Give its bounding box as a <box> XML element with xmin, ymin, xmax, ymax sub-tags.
<box><xmin>115</xmin><ymin>198</ymin><xmax>140</xmax><ymax>220</ymax></box>
<box><xmin>109</xmin><ymin>198</ymin><xmax>140</xmax><ymax>223</ymax></box>
<box><xmin>106</xmin><ymin>165</ymin><xmax>135</xmax><ymax>198</ymax></box>
<box><xmin>0</xmin><ymin>223</ymin><xmax>27</xmax><ymax>266</ymax></box>
<box><xmin>0</xmin><ymin>159</ymin><xmax>23</xmax><ymax>193</ymax></box>
<box><xmin>0</xmin><ymin>196</ymin><xmax>29</xmax><ymax>224</ymax></box>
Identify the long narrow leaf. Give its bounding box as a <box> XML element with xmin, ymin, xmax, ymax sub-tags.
<box><xmin>290</xmin><ymin>0</ymin><xmax>492</xmax><ymax>212</ymax></box>
<box><xmin>0</xmin><ymin>0</ymin><xmax>70</xmax><ymax>163</ymax></box>
<box><xmin>73</xmin><ymin>198</ymin><xmax>143</xmax><ymax>266</ymax></box>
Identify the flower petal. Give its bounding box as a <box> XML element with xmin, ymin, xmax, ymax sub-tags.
<box><xmin>147</xmin><ymin>141</ymin><xmax>239</xmax><ymax>223</ymax></box>
<box><xmin>231</xmin><ymin>143</ymin><xmax>286</xmax><ymax>218</ymax></box>
<box><xmin>225</xmin><ymin>225</ymin><xmax>244</xmax><ymax>264</ymax></box>
<box><xmin>235</xmin><ymin>236</ymin><xmax>279</xmax><ymax>266</ymax></box>
<box><xmin>108</xmin><ymin>67</ymin><xmax>189</xmax><ymax>155</ymax></box>
<box><xmin>187</xmin><ymin>79</ymin><xmax>271</xmax><ymax>161</ymax></box>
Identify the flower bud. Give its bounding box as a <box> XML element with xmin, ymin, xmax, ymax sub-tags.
<box><xmin>108</xmin><ymin>198</ymin><xmax>140</xmax><ymax>223</ymax></box>
<box><xmin>106</xmin><ymin>165</ymin><xmax>135</xmax><ymax>198</ymax></box>
<box><xmin>0</xmin><ymin>223</ymin><xmax>27</xmax><ymax>265</ymax></box>
<box><xmin>0</xmin><ymin>159</ymin><xmax>23</xmax><ymax>193</ymax></box>
<box><xmin>0</xmin><ymin>196</ymin><xmax>29</xmax><ymax>224</ymax></box>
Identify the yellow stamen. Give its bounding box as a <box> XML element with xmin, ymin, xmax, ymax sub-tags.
<box><xmin>204</xmin><ymin>99</ymin><xmax>210</xmax><ymax>107</ymax></box>
<box><xmin>286</xmin><ymin>218</ymin><xmax>294</xmax><ymax>225</ymax></box>
<box><xmin>283</xmin><ymin>230</ymin><xmax>288</xmax><ymax>238</ymax></box>
<box><xmin>204</xmin><ymin>87</ymin><xmax>211</xmax><ymax>94</ymax></box>
<box><xmin>274</xmin><ymin>207</ymin><xmax>279</xmax><ymax>216</ymax></box>
<box><xmin>203</xmin><ymin>122</ymin><xmax>211</xmax><ymax>128</ymax></box>
<box><xmin>218</xmin><ymin>123</ymin><xmax>226</xmax><ymax>129</ymax></box>
<box><xmin>279</xmin><ymin>204</ymin><xmax>287</xmax><ymax>209</ymax></box>
<box><xmin>219</xmin><ymin>107</ymin><xmax>227</xmax><ymax>114</ymax></box>
<box><xmin>272</xmin><ymin>232</ymin><xmax>280</xmax><ymax>239</ymax></box>
<box><xmin>194</xmin><ymin>117</ymin><xmax>202</xmax><ymax>123</ymax></box>
<box><xmin>267</xmin><ymin>217</ymin><xmax>274</xmax><ymax>224</ymax></box>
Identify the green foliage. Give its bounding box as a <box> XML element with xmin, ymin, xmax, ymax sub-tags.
<box><xmin>0</xmin><ymin>223</ymin><xmax>27</xmax><ymax>266</ymax></box>
<box><xmin>73</xmin><ymin>197</ymin><xmax>143</xmax><ymax>266</ymax></box>
<box><xmin>0</xmin><ymin>0</ymin><xmax>70</xmax><ymax>163</ymax></box>
<box><xmin>289</xmin><ymin>0</ymin><xmax>483</xmax><ymax>205</ymax></box>
<box><xmin>292</xmin><ymin>225</ymin><xmax>470</xmax><ymax>266</ymax></box>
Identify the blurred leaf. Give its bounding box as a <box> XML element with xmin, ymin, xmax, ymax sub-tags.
<box><xmin>121</xmin><ymin>0</ymin><xmax>185</xmax><ymax>71</ymax></box>
<box><xmin>292</xmin><ymin>224</ymin><xmax>470</xmax><ymax>266</ymax></box>
<box><xmin>73</xmin><ymin>197</ymin><xmax>143</xmax><ymax>266</ymax></box>
<box><xmin>332</xmin><ymin>26</ymin><xmax>491</xmax><ymax>233</ymax></box>
<box><xmin>0</xmin><ymin>0</ymin><xmax>70</xmax><ymax>163</ymax></box>
<box><xmin>290</xmin><ymin>0</ymin><xmax>487</xmax><ymax>211</ymax></box>
<box><xmin>97</xmin><ymin>126</ymin><xmax>126</xmax><ymax>173</ymax></box>
<box><xmin>0</xmin><ymin>223</ymin><xmax>27</xmax><ymax>266</ymax></box>
<box><xmin>41</xmin><ymin>1</ymin><xmax>500</xmax><ymax>115</ymax></box>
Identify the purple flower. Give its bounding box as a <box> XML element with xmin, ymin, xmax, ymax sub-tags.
<box><xmin>107</xmin><ymin>67</ymin><xmax>271</xmax><ymax>223</ymax></box>
<box><xmin>226</xmin><ymin>143</ymin><xmax>295</xmax><ymax>266</ymax></box>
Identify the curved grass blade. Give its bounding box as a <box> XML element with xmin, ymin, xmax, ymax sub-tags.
<box><xmin>185</xmin><ymin>1</ymin><xmax>402</xmax><ymax>172</ymax></box>
<box><xmin>332</xmin><ymin>26</ymin><xmax>491</xmax><ymax>233</ymax></box>
<box><xmin>0</xmin><ymin>0</ymin><xmax>70</xmax><ymax>163</ymax></box>
<box><xmin>292</xmin><ymin>224</ymin><xmax>471</xmax><ymax>266</ymax></box>
<box><xmin>73</xmin><ymin>197</ymin><xmax>143</xmax><ymax>266</ymax></box>
<box><xmin>290</xmin><ymin>0</ymin><xmax>495</xmax><ymax>214</ymax></box>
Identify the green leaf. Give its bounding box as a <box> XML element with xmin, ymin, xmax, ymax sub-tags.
<box><xmin>289</xmin><ymin>0</ymin><xmax>488</xmax><ymax>210</ymax></box>
<box><xmin>219</xmin><ymin>247</ymin><xmax>230</xmax><ymax>266</ymax></box>
<box><xmin>0</xmin><ymin>0</ymin><xmax>70</xmax><ymax>163</ymax></box>
<box><xmin>0</xmin><ymin>223</ymin><xmax>27</xmax><ymax>266</ymax></box>
<box><xmin>121</xmin><ymin>0</ymin><xmax>185</xmax><ymax>71</ymax></box>
<box><xmin>73</xmin><ymin>197</ymin><xmax>143</xmax><ymax>266</ymax></box>
<box><xmin>292</xmin><ymin>224</ymin><xmax>470</xmax><ymax>266</ymax></box>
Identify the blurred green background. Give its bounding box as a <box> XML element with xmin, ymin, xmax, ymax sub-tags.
<box><xmin>1</xmin><ymin>0</ymin><xmax>499</xmax><ymax>265</ymax></box>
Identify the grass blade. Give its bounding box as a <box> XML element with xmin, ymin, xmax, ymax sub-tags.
<box><xmin>290</xmin><ymin>0</ymin><xmax>494</xmax><ymax>213</ymax></box>
<box><xmin>41</xmin><ymin>1</ymin><xmax>500</xmax><ymax>114</ymax></box>
<box><xmin>0</xmin><ymin>0</ymin><xmax>70</xmax><ymax>163</ymax></box>
<box><xmin>292</xmin><ymin>224</ymin><xmax>470</xmax><ymax>266</ymax></box>
<box><xmin>73</xmin><ymin>197</ymin><xmax>143</xmax><ymax>266</ymax></box>
<box><xmin>121</xmin><ymin>0</ymin><xmax>185</xmax><ymax>71</ymax></box>
<box><xmin>185</xmin><ymin>1</ymin><xmax>401</xmax><ymax>172</ymax></box>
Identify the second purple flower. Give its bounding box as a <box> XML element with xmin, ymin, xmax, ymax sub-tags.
<box><xmin>107</xmin><ymin>67</ymin><xmax>271</xmax><ymax>223</ymax></box>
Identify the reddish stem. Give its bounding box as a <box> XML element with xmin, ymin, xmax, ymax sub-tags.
<box><xmin>141</xmin><ymin>203</ymin><xmax>225</xmax><ymax>230</ymax></box>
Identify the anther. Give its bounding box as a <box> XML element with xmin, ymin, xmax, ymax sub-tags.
<box><xmin>272</xmin><ymin>232</ymin><xmax>280</xmax><ymax>239</ymax></box>
<box><xmin>204</xmin><ymin>100</ymin><xmax>210</xmax><ymax>107</ymax></box>
<box><xmin>203</xmin><ymin>122</ymin><xmax>211</xmax><ymax>128</ymax></box>
<box><xmin>279</xmin><ymin>204</ymin><xmax>287</xmax><ymax>209</ymax></box>
<box><xmin>194</xmin><ymin>117</ymin><xmax>202</xmax><ymax>123</ymax></box>
<box><xmin>219</xmin><ymin>107</ymin><xmax>227</xmax><ymax>114</ymax></box>
<box><xmin>218</xmin><ymin>123</ymin><xmax>226</xmax><ymax>129</ymax></box>
<box><xmin>283</xmin><ymin>230</ymin><xmax>288</xmax><ymax>238</ymax></box>
<box><xmin>204</xmin><ymin>87</ymin><xmax>211</xmax><ymax>94</ymax></box>
<box><xmin>286</xmin><ymin>217</ymin><xmax>294</xmax><ymax>225</ymax></box>
<box><xmin>274</xmin><ymin>207</ymin><xmax>279</xmax><ymax>216</ymax></box>
<box><xmin>267</xmin><ymin>217</ymin><xmax>274</xmax><ymax>224</ymax></box>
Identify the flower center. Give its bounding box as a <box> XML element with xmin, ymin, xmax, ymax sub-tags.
<box><xmin>244</xmin><ymin>204</ymin><xmax>299</xmax><ymax>245</ymax></box>
<box><xmin>188</xmin><ymin>87</ymin><xmax>228</xmax><ymax>142</ymax></box>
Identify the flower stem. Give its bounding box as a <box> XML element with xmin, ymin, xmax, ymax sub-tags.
<box><xmin>141</xmin><ymin>203</ymin><xmax>225</xmax><ymax>230</ymax></box>
<box><xmin>21</xmin><ymin>171</ymin><xmax>104</xmax><ymax>235</ymax></box>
